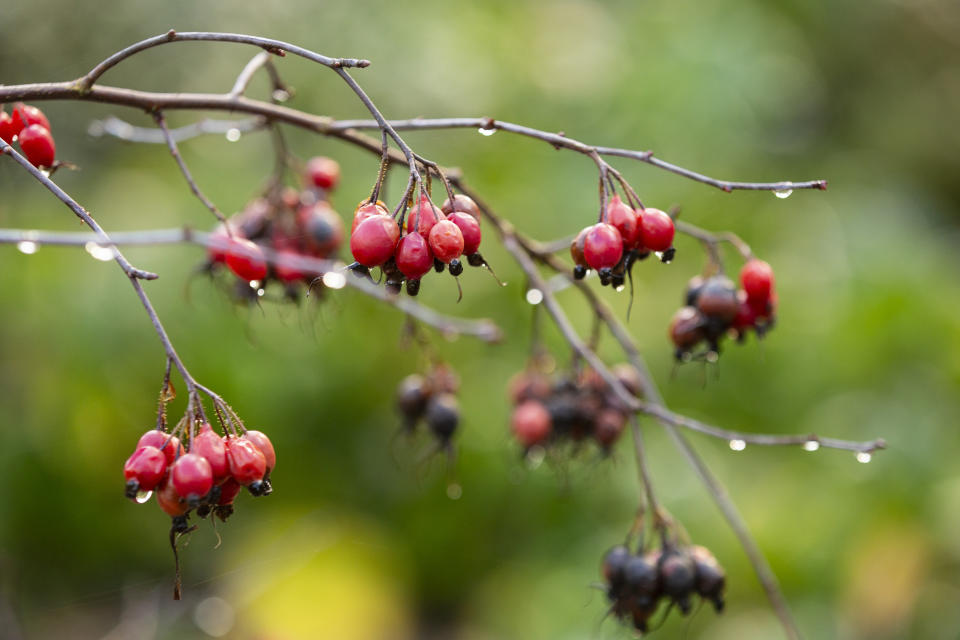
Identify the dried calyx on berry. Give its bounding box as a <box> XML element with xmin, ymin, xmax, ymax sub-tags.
<box><xmin>670</xmin><ymin>259</ymin><xmax>778</xmax><ymax>362</ymax></box>
<box><xmin>601</xmin><ymin>540</ymin><xmax>726</xmax><ymax>632</ymax></box>
<box><xmin>506</xmin><ymin>362</ymin><xmax>642</xmax><ymax>456</ymax></box>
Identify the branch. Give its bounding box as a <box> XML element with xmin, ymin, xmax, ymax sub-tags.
<box><xmin>0</xmin><ymin>227</ymin><xmax>503</xmax><ymax>344</ymax></box>
<box><xmin>89</xmin><ymin>116</ymin><xmax>267</xmax><ymax>143</ymax></box>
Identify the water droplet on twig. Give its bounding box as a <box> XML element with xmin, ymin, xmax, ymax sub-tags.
<box><xmin>16</xmin><ymin>241</ymin><xmax>38</xmax><ymax>255</ymax></box>
<box><xmin>477</xmin><ymin>127</ymin><xmax>496</xmax><ymax>137</ymax></box>
<box><xmin>135</xmin><ymin>489</ymin><xmax>153</xmax><ymax>503</ymax></box>
<box><xmin>803</xmin><ymin>440</ymin><xmax>820</xmax><ymax>452</ymax></box>
<box><xmin>773</xmin><ymin>189</ymin><xmax>793</xmax><ymax>199</ymax></box>
<box><xmin>856</xmin><ymin>451</ymin><xmax>872</xmax><ymax>464</ymax></box>
<box><xmin>729</xmin><ymin>439</ymin><xmax>746</xmax><ymax>451</ymax></box>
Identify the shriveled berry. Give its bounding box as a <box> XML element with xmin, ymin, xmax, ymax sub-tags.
<box><xmin>0</xmin><ymin>110</ymin><xmax>16</xmax><ymax>144</ymax></box>
<box><xmin>123</xmin><ymin>446</ymin><xmax>167</xmax><ymax>495</ymax></box>
<box><xmin>604</xmin><ymin>195</ymin><xmax>640</xmax><ymax>247</ymax></box>
<box><xmin>351</xmin><ymin>214</ymin><xmax>400</xmax><ymax>267</ymax></box>
<box><xmin>137</xmin><ymin>429</ymin><xmax>184</xmax><ymax>466</ymax></box>
<box><xmin>602</xmin><ymin>545</ymin><xmax>631</xmax><ymax>589</ymax></box>
<box><xmin>226</xmin><ymin>437</ymin><xmax>267</xmax><ymax>486</ymax></box>
<box><xmin>428</xmin><ymin>219</ymin><xmax>465</xmax><ymax>264</ymax></box>
<box><xmin>659</xmin><ymin>550</ymin><xmax>697</xmax><ymax>613</ymax></box>
<box><xmin>397</xmin><ymin>374</ymin><xmax>430</xmax><ymax>426</ymax></box>
<box><xmin>624</xmin><ymin>554</ymin><xmax>659</xmax><ymax>603</ymax></box>
<box><xmin>299</xmin><ymin>203</ymin><xmax>344</xmax><ymax>256</ymax></box>
<box><xmin>11</xmin><ymin>104</ymin><xmax>51</xmax><ymax>134</ymax></box>
<box><xmin>696</xmin><ymin>276</ymin><xmax>739</xmax><ymax>323</ymax></box>
<box><xmin>395</xmin><ymin>232</ymin><xmax>434</xmax><ymax>280</ymax></box>
<box><xmin>406</xmin><ymin>196</ymin><xmax>442</xmax><ymax>237</ymax></box>
<box><xmin>669</xmin><ymin>306</ymin><xmax>706</xmax><ymax>350</ymax></box>
<box><xmin>18</xmin><ymin>125</ymin><xmax>56</xmax><ymax>168</ymax></box>
<box><xmin>441</xmin><ymin>194</ymin><xmax>482</xmax><ymax>221</ymax></box>
<box><xmin>638</xmin><ymin>207</ymin><xmax>675</xmax><ymax>252</ymax></box>
<box><xmin>225</xmin><ymin>238</ymin><xmax>268</xmax><ymax>281</ymax></box>
<box><xmin>243</xmin><ymin>430</ymin><xmax>276</xmax><ymax>472</ymax></box>
<box><xmin>305</xmin><ymin>156</ymin><xmax>341</xmax><ymax>190</ymax></box>
<box><xmin>191</xmin><ymin>423</ymin><xmax>229</xmax><ymax>482</ymax></box>
<box><xmin>170</xmin><ymin>453</ymin><xmax>214</xmax><ymax>502</ymax></box>
<box><xmin>511</xmin><ymin>400</ymin><xmax>552</xmax><ymax>448</ymax></box>
<box><xmin>740</xmin><ymin>259</ymin><xmax>775</xmax><ymax>302</ymax></box>
<box><xmin>426</xmin><ymin>393</ymin><xmax>459</xmax><ymax>441</ymax></box>
<box><xmin>690</xmin><ymin>545</ymin><xmax>726</xmax><ymax>611</ymax></box>
<box><xmin>583</xmin><ymin>223</ymin><xmax>623</xmax><ymax>270</ymax></box>
<box><xmin>570</xmin><ymin>228</ymin><xmax>589</xmax><ymax>268</ymax></box>
<box><xmin>594</xmin><ymin>408</ymin><xmax>626</xmax><ymax>448</ymax></box>
<box><xmin>156</xmin><ymin>476</ymin><xmax>189</xmax><ymax>517</ymax></box>
<box><xmin>446</xmin><ymin>211</ymin><xmax>481</xmax><ymax>256</ymax></box>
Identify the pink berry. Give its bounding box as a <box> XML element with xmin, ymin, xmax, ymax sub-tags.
<box><xmin>511</xmin><ymin>400</ymin><xmax>552</xmax><ymax>448</ymax></box>
<box><xmin>352</xmin><ymin>201</ymin><xmax>389</xmax><ymax>233</ymax></box>
<box><xmin>305</xmin><ymin>156</ymin><xmax>340</xmax><ymax>190</ymax></box>
<box><xmin>406</xmin><ymin>196</ymin><xmax>442</xmax><ymax>237</ymax></box>
<box><xmin>123</xmin><ymin>446</ymin><xmax>167</xmax><ymax>493</ymax></box>
<box><xmin>137</xmin><ymin>430</ymin><xmax>184</xmax><ymax>466</ymax></box>
<box><xmin>191</xmin><ymin>423</ymin><xmax>229</xmax><ymax>482</ymax></box>
<box><xmin>638</xmin><ymin>208</ymin><xmax>675</xmax><ymax>252</ymax></box>
<box><xmin>740</xmin><ymin>259</ymin><xmax>775</xmax><ymax>302</ymax></box>
<box><xmin>351</xmin><ymin>214</ymin><xmax>401</xmax><ymax>267</ymax></box>
<box><xmin>395</xmin><ymin>232</ymin><xmax>434</xmax><ymax>280</ymax></box>
<box><xmin>170</xmin><ymin>453</ymin><xmax>214</xmax><ymax>501</ymax></box>
<box><xmin>242</xmin><ymin>430</ymin><xmax>276</xmax><ymax>472</ymax></box>
<box><xmin>226</xmin><ymin>437</ymin><xmax>266</xmax><ymax>486</ymax></box>
<box><xmin>604</xmin><ymin>195</ymin><xmax>639</xmax><ymax>247</ymax></box>
<box><xmin>428</xmin><ymin>219</ymin><xmax>465</xmax><ymax>264</ymax></box>
<box><xmin>447</xmin><ymin>211</ymin><xmax>482</xmax><ymax>256</ymax></box>
<box><xmin>583</xmin><ymin>223</ymin><xmax>623</xmax><ymax>270</ymax></box>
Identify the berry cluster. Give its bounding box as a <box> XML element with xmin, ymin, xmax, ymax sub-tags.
<box><xmin>350</xmin><ymin>193</ymin><xmax>487</xmax><ymax>296</ymax></box>
<box><xmin>123</xmin><ymin>424</ymin><xmax>275</xmax><ymax>529</ymax></box>
<box><xmin>669</xmin><ymin>259</ymin><xmax>778</xmax><ymax>360</ymax></box>
<box><xmin>508</xmin><ymin>363</ymin><xmax>642</xmax><ymax>454</ymax></box>
<box><xmin>0</xmin><ymin>103</ymin><xmax>56</xmax><ymax>168</ymax></box>
<box><xmin>602</xmin><ymin>542</ymin><xmax>726</xmax><ymax>633</ymax></box>
<box><xmin>395</xmin><ymin>364</ymin><xmax>462</xmax><ymax>448</ymax></box>
<box><xmin>207</xmin><ymin>156</ymin><xmax>344</xmax><ymax>298</ymax></box>
<box><xmin>570</xmin><ymin>196</ymin><xmax>676</xmax><ymax>287</ymax></box>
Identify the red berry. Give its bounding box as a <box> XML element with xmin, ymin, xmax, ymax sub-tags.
<box><xmin>594</xmin><ymin>408</ymin><xmax>627</xmax><ymax>448</ymax></box>
<box><xmin>395</xmin><ymin>232</ymin><xmax>434</xmax><ymax>280</ymax></box>
<box><xmin>18</xmin><ymin>124</ymin><xmax>55</xmax><ymax>168</ymax></box>
<box><xmin>12</xmin><ymin>104</ymin><xmax>51</xmax><ymax>134</ymax></box>
<box><xmin>638</xmin><ymin>208</ymin><xmax>675</xmax><ymax>252</ymax></box>
<box><xmin>428</xmin><ymin>219</ymin><xmax>465</xmax><ymax>263</ymax></box>
<box><xmin>441</xmin><ymin>194</ymin><xmax>482</xmax><ymax>221</ymax></box>
<box><xmin>170</xmin><ymin>453</ymin><xmax>214</xmax><ymax>501</ymax></box>
<box><xmin>351</xmin><ymin>214</ymin><xmax>401</xmax><ymax>267</ymax></box>
<box><xmin>447</xmin><ymin>211</ymin><xmax>482</xmax><ymax>255</ymax></box>
<box><xmin>406</xmin><ymin>197</ymin><xmax>443</xmax><ymax>237</ymax></box>
<box><xmin>352</xmin><ymin>200</ymin><xmax>389</xmax><ymax>233</ymax></box>
<box><xmin>748</xmin><ymin>290</ymin><xmax>778</xmax><ymax>319</ymax></box>
<box><xmin>0</xmin><ymin>110</ymin><xmax>16</xmax><ymax>145</ymax></box>
<box><xmin>299</xmin><ymin>203</ymin><xmax>344</xmax><ymax>256</ymax></box>
<box><xmin>603</xmin><ymin>196</ymin><xmax>639</xmax><ymax>247</ymax></box>
<box><xmin>740</xmin><ymin>259</ymin><xmax>775</xmax><ymax>302</ymax></box>
<box><xmin>207</xmin><ymin>224</ymin><xmax>235</xmax><ymax>264</ymax></box>
<box><xmin>583</xmin><ymin>223</ymin><xmax>623</xmax><ymax>270</ymax></box>
<box><xmin>273</xmin><ymin>249</ymin><xmax>306</xmax><ymax>283</ymax></box>
<box><xmin>191</xmin><ymin>423</ymin><xmax>229</xmax><ymax>482</ymax></box>
<box><xmin>669</xmin><ymin>306</ymin><xmax>706</xmax><ymax>349</ymax></box>
<box><xmin>511</xmin><ymin>400</ymin><xmax>552</xmax><ymax>448</ymax></box>
<box><xmin>156</xmin><ymin>476</ymin><xmax>189</xmax><ymax>517</ymax></box>
<box><xmin>243</xmin><ymin>430</ymin><xmax>276</xmax><ymax>471</ymax></box>
<box><xmin>226</xmin><ymin>437</ymin><xmax>267</xmax><ymax>486</ymax></box>
<box><xmin>123</xmin><ymin>446</ymin><xmax>167</xmax><ymax>493</ymax></box>
<box><xmin>732</xmin><ymin>291</ymin><xmax>757</xmax><ymax>331</ymax></box>
<box><xmin>218</xmin><ymin>477</ymin><xmax>242</xmax><ymax>505</ymax></box>
<box><xmin>137</xmin><ymin>429</ymin><xmax>184</xmax><ymax>465</ymax></box>
<box><xmin>225</xmin><ymin>238</ymin><xmax>268</xmax><ymax>281</ymax></box>
<box><xmin>305</xmin><ymin>156</ymin><xmax>341</xmax><ymax>190</ymax></box>
<box><xmin>570</xmin><ymin>228</ymin><xmax>589</xmax><ymax>268</ymax></box>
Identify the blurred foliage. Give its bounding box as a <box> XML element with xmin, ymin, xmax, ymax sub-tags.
<box><xmin>1</xmin><ymin>0</ymin><xmax>959</xmax><ymax>638</ymax></box>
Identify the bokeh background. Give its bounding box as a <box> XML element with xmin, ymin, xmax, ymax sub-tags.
<box><xmin>2</xmin><ymin>1</ymin><xmax>959</xmax><ymax>638</ymax></box>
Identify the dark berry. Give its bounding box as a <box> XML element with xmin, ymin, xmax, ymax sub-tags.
<box><xmin>426</xmin><ymin>393</ymin><xmax>459</xmax><ymax>441</ymax></box>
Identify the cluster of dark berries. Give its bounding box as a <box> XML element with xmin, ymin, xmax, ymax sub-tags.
<box><xmin>571</xmin><ymin>196</ymin><xmax>676</xmax><ymax>287</ymax></box>
<box><xmin>0</xmin><ymin>103</ymin><xmax>56</xmax><ymax>168</ymax></box>
<box><xmin>507</xmin><ymin>364</ymin><xmax>642</xmax><ymax>454</ymax></box>
<box><xmin>602</xmin><ymin>542</ymin><xmax>726</xmax><ymax>633</ymax></box>
<box><xmin>395</xmin><ymin>364</ymin><xmax>461</xmax><ymax>448</ymax></box>
<box><xmin>123</xmin><ymin>424</ymin><xmax>275</xmax><ymax>529</ymax></box>
<box><xmin>669</xmin><ymin>259</ymin><xmax>778</xmax><ymax>361</ymax></box>
<box><xmin>207</xmin><ymin>156</ymin><xmax>344</xmax><ymax>298</ymax></box>
<box><xmin>350</xmin><ymin>193</ymin><xmax>490</xmax><ymax>296</ymax></box>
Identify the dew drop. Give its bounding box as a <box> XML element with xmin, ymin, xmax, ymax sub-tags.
<box><xmin>856</xmin><ymin>451</ymin><xmax>872</xmax><ymax>464</ymax></box>
<box><xmin>16</xmin><ymin>241</ymin><xmax>38</xmax><ymax>255</ymax></box>
<box><xmin>803</xmin><ymin>440</ymin><xmax>820</xmax><ymax>452</ymax></box>
<box><xmin>477</xmin><ymin>127</ymin><xmax>496</xmax><ymax>137</ymax></box>
<box><xmin>525</xmin><ymin>288</ymin><xmax>544</xmax><ymax>305</ymax></box>
<box><xmin>729</xmin><ymin>439</ymin><xmax>746</xmax><ymax>451</ymax></box>
<box><xmin>248</xmin><ymin>279</ymin><xmax>260</xmax><ymax>289</ymax></box>
<box><xmin>84</xmin><ymin>241</ymin><xmax>115</xmax><ymax>261</ymax></box>
<box><xmin>322</xmin><ymin>271</ymin><xmax>346</xmax><ymax>289</ymax></box>
<box><xmin>773</xmin><ymin>189</ymin><xmax>793</xmax><ymax>199</ymax></box>
<box><xmin>39</xmin><ymin>169</ymin><xmax>51</xmax><ymax>178</ymax></box>
<box><xmin>271</xmin><ymin>89</ymin><xmax>290</xmax><ymax>102</ymax></box>
<box><xmin>225</xmin><ymin>128</ymin><xmax>242</xmax><ymax>142</ymax></box>
<box><xmin>446</xmin><ymin>483</ymin><xmax>462</xmax><ymax>500</ymax></box>
<box><xmin>135</xmin><ymin>489</ymin><xmax>153</xmax><ymax>503</ymax></box>
<box><xmin>256</xmin><ymin>288</ymin><xmax>265</xmax><ymax>297</ymax></box>
<box><xmin>615</xmin><ymin>284</ymin><xmax>626</xmax><ymax>292</ymax></box>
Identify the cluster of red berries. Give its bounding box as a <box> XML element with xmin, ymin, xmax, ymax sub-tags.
<box><xmin>395</xmin><ymin>364</ymin><xmax>461</xmax><ymax>447</ymax></box>
<box><xmin>207</xmin><ymin>156</ymin><xmax>344</xmax><ymax>298</ymax></box>
<box><xmin>0</xmin><ymin>103</ymin><xmax>56</xmax><ymax>169</ymax></box>
<box><xmin>123</xmin><ymin>424</ymin><xmax>275</xmax><ymax>528</ymax></box>
<box><xmin>508</xmin><ymin>363</ymin><xmax>642</xmax><ymax>454</ymax></box>
<box><xmin>571</xmin><ymin>196</ymin><xmax>676</xmax><ymax>287</ymax></box>
<box><xmin>669</xmin><ymin>259</ymin><xmax>777</xmax><ymax>360</ymax></box>
<box><xmin>602</xmin><ymin>541</ymin><xmax>725</xmax><ymax>633</ymax></box>
<box><xmin>350</xmin><ymin>193</ymin><xmax>486</xmax><ymax>296</ymax></box>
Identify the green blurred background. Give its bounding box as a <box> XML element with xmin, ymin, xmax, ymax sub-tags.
<box><xmin>2</xmin><ymin>0</ymin><xmax>959</xmax><ymax>638</ymax></box>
